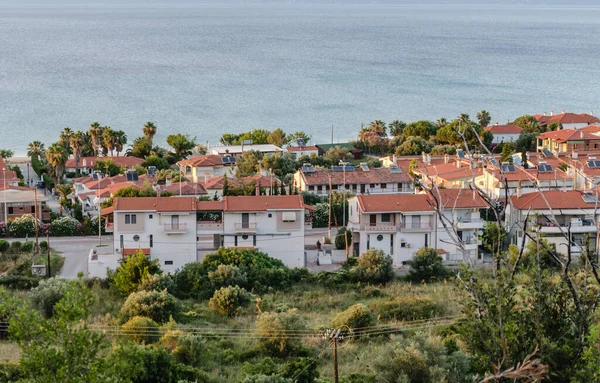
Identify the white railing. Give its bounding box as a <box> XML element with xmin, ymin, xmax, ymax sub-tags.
<box><xmin>163</xmin><ymin>223</ymin><xmax>187</xmax><ymax>232</ymax></box>
<box><xmin>234</xmin><ymin>222</ymin><xmax>257</xmax><ymax>231</ymax></box>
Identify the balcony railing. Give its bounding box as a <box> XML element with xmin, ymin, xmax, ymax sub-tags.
<box><xmin>163</xmin><ymin>223</ymin><xmax>187</xmax><ymax>233</ymax></box>
<box><xmin>400</xmin><ymin>222</ymin><xmax>432</xmax><ymax>230</ymax></box>
<box><xmin>197</xmin><ymin>221</ymin><xmax>223</xmax><ymax>231</ymax></box>
<box><xmin>234</xmin><ymin>222</ymin><xmax>257</xmax><ymax>231</ymax></box>
<box><xmin>365</xmin><ymin>223</ymin><xmax>398</xmax><ymax>231</ymax></box>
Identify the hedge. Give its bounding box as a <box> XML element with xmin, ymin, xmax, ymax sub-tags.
<box><xmin>0</xmin><ymin>276</ymin><xmax>40</xmax><ymax>289</ymax></box>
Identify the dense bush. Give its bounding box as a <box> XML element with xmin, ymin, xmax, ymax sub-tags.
<box><xmin>408</xmin><ymin>247</ymin><xmax>449</xmax><ymax>283</ymax></box>
<box><xmin>0</xmin><ymin>276</ymin><xmax>40</xmax><ymax>289</ymax></box>
<box><xmin>172</xmin><ymin>262</ymin><xmax>212</xmax><ymax>300</ymax></box>
<box><xmin>203</xmin><ymin>247</ymin><xmax>285</xmax><ymax>271</ymax></box>
<box><xmin>120</xmin><ymin>289</ymin><xmax>179</xmax><ymax>324</ymax></box>
<box><xmin>39</xmin><ymin>240</ymin><xmax>48</xmax><ymax>251</ymax></box>
<box><xmin>112</xmin><ymin>251</ymin><xmax>162</xmax><ymax>296</ymax></box>
<box><xmin>8</xmin><ymin>215</ymin><xmax>38</xmax><ymax>238</ymax></box>
<box><xmin>0</xmin><ymin>288</ymin><xmax>19</xmax><ymax>340</ymax></box>
<box><xmin>29</xmin><ymin>277</ymin><xmax>71</xmax><ymax>317</ymax></box>
<box><xmin>138</xmin><ymin>273</ymin><xmax>176</xmax><ymax>294</ymax></box>
<box><xmin>332</xmin><ymin>304</ymin><xmax>376</xmax><ymax>332</ymax></box>
<box><xmin>21</xmin><ymin>241</ymin><xmax>35</xmax><ymax>253</ymax></box>
<box><xmin>334</xmin><ymin>227</ymin><xmax>352</xmax><ymax>250</ymax></box>
<box><xmin>208</xmin><ymin>285</ymin><xmax>253</xmax><ymax>317</ymax></box>
<box><xmin>256</xmin><ymin>309</ymin><xmax>307</xmax><ymax>355</ymax></box>
<box><xmin>242</xmin><ymin>375</ymin><xmax>292</xmax><ymax>383</ymax></box>
<box><xmin>10</xmin><ymin>241</ymin><xmax>21</xmax><ymax>253</ymax></box>
<box><xmin>370</xmin><ymin>297</ymin><xmax>440</xmax><ymax>321</ymax></box>
<box><xmin>311</xmin><ymin>203</ymin><xmax>329</xmax><ymax>228</ymax></box>
<box><xmin>49</xmin><ymin>217</ymin><xmax>82</xmax><ymax>236</ymax></box>
<box><xmin>171</xmin><ymin>334</ymin><xmax>204</xmax><ymax>366</ymax></box>
<box><xmin>121</xmin><ymin>316</ymin><xmax>161</xmax><ymax>344</ymax></box>
<box><xmin>208</xmin><ymin>264</ymin><xmax>248</xmax><ymax>290</ymax></box>
<box><xmin>0</xmin><ymin>240</ymin><xmax>9</xmax><ymax>253</ymax></box>
<box><xmin>351</xmin><ymin>249</ymin><xmax>394</xmax><ymax>284</ymax></box>
<box><xmin>0</xmin><ymin>362</ymin><xmax>23</xmax><ymax>383</ymax></box>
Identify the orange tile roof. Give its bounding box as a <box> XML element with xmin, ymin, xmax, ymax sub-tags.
<box><xmin>66</xmin><ymin>156</ymin><xmax>143</xmax><ymax>168</ymax></box>
<box><xmin>202</xmin><ymin>175</ymin><xmax>280</xmax><ymax>190</ymax></box>
<box><xmin>511</xmin><ymin>190</ymin><xmax>599</xmax><ymax>210</ymax></box>
<box><xmin>484</xmin><ymin>124</ymin><xmax>523</xmax><ymax>134</ymax></box>
<box><xmin>161</xmin><ymin>182</ymin><xmax>207</xmax><ymax>196</ymax></box>
<box><xmin>113</xmin><ymin>196</ymin><xmax>197</xmax><ymax>212</ymax></box>
<box><xmin>424</xmin><ymin>189</ymin><xmax>488</xmax><ymax>209</ymax></box>
<box><xmin>196</xmin><ymin>201</ymin><xmax>224</xmax><ymax>211</ymax></box>
<box><xmin>356</xmin><ymin>194</ymin><xmax>434</xmax><ymax>213</ymax></box>
<box><xmin>536</xmin><ymin>112</ymin><xmax>600</xmax><ymax>126</ymax></box>
<box><xmin>578</xmin><ymin>125</ymin><xmax>600</xmax><ymax>133</ymax></box>
<box><xmin>179</xmin><ymin>154</ymin><xmax>225</xmax><ymax>167</ymax></box>
<box><xmin>538</xmin><ymin>129</ymin><xmax>600</xmax><ymax>143</ymax></box>
<box><xmin>223</xmin><ymin>195</ymin><xmax>306</xmax><ymax>211</ymax></box>
<box><xmin>286</xmin><ymin>145</ymin><xmax>318</xmax><ymax>152</ymax></box>
<box><xmin>300</xmin><ymin>167</ymin><xmax>412</xmax><ymax>186</ymax></box>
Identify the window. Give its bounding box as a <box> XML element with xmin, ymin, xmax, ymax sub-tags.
<box><xmin>120</xmin><ymin>235</ymin><xmax>124</xmax><ymax>249</ymax></box>
<box><xmin>31</xmin><ymin>205</ymin><xmax>35</xmax><ymax>213</ymax></box>
<box><xmin>125</xmin><ymin>214</ymin><xmax>137</xmax><ymax>224</ymax></box>
<box><xmin>149</xmin><ymin>235</ymin><xmax>153</xmax><ymax>248</ymax></box>
<box><xmin>282</xmin><ymin>212</ymin><xmax>296</xmax><ymax>222</ymax></box>
<box><xmin>133</xmin><ymin>235</ymin><xmax>140</xmax><ymax>242</ymax></box>
<box><xmin>367</xmin><ymin>235</ymin><xmax>370</xmax><ymax>250</ymax></box>
<box><xmin>125</xmin><ymin>215</ymin><xmax>130</xmax><ymax>224</ymax></box>
<box><xmin>390</xmin><ymin>234</ymin><xmax>394</xmax><ymax>255</ymax></box>
<box><xmin>381</xmin><ymin>214</ymin><xmax>391</xmax><ymax>223</ymax></box>
<box><xmin>381</xmin><ymin>183</ymin><xmax>387</xmax><ymax>189</ymax></box>
<box><xmin>308</xmin><ymin>186</ymin><xmax>314</xmax><ymax>191</ymax></box>
<box><xmin>411</xmin><ymin>215</ymin><xmax>421</xmax><ymax>228</ymax></box>
<box><xmin>401</xmin><ymin>241</ymin><xmax>406</xmax><ymax>248</ymax></box>
<box><xmin>253</xmin><ymin>235</ymin><xmax>257</xmax><ymax>246</ymax></box>
<box><xmin>7</xmin><ymin>207</ymin><xmax>13</xmax><ymax>215</ymax></box>
<box><xmin>377</xmin><ymin>234</ymin><xmax>383</xmax><ymax>241</ymax></box>
<box><xmin>369</xmin><ymin>183</ymin><xmax>375</xmax><ymax>188</ymax></box>
<box><xmin>268</xmin><ymin>213</ymin><xmax>272</xmax><ymax>218</ymax></box>
<box><xmin>165</xmin><ymin>260</ymin><xmax>173</xmax><ymax>265</ymax></box>
<box><xmin>234</xmin><ymin>236</ymin><xmax>238</xmax><ymax>246</ymax></box>
<box><xmin>397</xmin><ymin>183</ymin><xmax>402</xmax><ymax>189</ymax></box>
<box><xmin>425</xmin><ymin>233</ymin><xmax>428</xmax><ymax>247</ymax></box>
<box><xmin>242</xmin><ymin>213</ymin><xmax>249</xmax><ymax>229</ymax></box>
<box><xmin>332</xmin><ymin>185</ymin><xmax>338</xmax><ymax>190</ymax></box>
<box><xmin>149</xmin><ymin>214</ymin><xmax>153</xmax><ymax>219</ymax></box>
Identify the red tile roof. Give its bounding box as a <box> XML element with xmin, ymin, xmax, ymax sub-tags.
<box><xmin>484</xmin><ymin>124</ymin><xmax>523</xmax><ymax>135</ymax></box>
<box><xmin>179</xmin><ymin>154</ymin><xmax>225</xmax><ymax>167</ymax></box>
<box><xmin>511</xmin><ymin>190</ymin><xmax>599</xmax><ymax>210</ymax></box>
<box><xmin>113</xmin><ymin>196</ymin><xmax>197</xmax><ymax>212</ymax></box>
<box><xmin>578</xmin><ymin>125</ymin><xmax>600</xmax><ymax>133</ymax></box>
<box><xmin>299</xmin><ymin>167</ymin><xmax>412</xmax><ymax>186</ymax></box>
<box><xmin>223</xmin><ymin>195</ymin><xmax>307</xmax><ymax>211</ymax></box>
<box><xmin>202</xmin><ymin>175</ymin><xmax>280</xmax><ymax>190</ymax></box>
<box><xmin>286</xmin><ymin>145</ymin><xmax>319</xmax><ymax>152</ymax></box>
<box><xmin>161</xmin><ymin>182</ymin><xmax>207</xmax><ymax>196</ymax></box>
<box><xmin>66</xmin><ymin>156</ymin><xmax>143</xmax><ymax>169</ymax></box>
<box><xmin>356</xmin><ymin>194</ymin><xmax>434</xmax><ymax>213</ymax></box>
<box><xmin>538</xmin><ymin>129</ymin><xmax>600</xmax><ymax>143</ymax></box>
<box><xmin>424</xmin><ymin>189</ymin><xmax>488</xmax><ymax>209</ymax></box>
<box><xmin>535</xmin><ymin>112</ymin><xmax>600</xmax><ymax>126</ymax></box>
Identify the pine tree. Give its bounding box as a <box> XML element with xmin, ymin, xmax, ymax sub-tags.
<box><xmin>222</xmin><ymin>174</ymin><xmax>230</xmax><ymax>196</ymax></box>
<box><xmin>280</xmin><ymin>183</ymin><xmax>286</xmax><ymax>195</ymax></box>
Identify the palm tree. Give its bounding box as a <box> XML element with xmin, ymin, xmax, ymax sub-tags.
<box><xmin>368</xmin><ymin>120</ymin><xmax>387</xmax><ymax>136</ymax></box>
<box><xmin>113</xmin><ymin>130</ymin><xmax>128</xmax><ymax>156</ymax></box>
<box><xmin>27</xmin><ymin>141</ymin><xmax>45</xmax><ymax>158</ymax></box>
<box><xmin>143</xmin><ymin>122</ymin><xmax>157</xmax><ymax>146</ymax></box>
<box><xmin>69</xmin><ymin>131</ymin><xmax>86</xmax><ymax>176</ymax></box>
<box><xmin>59</xmin><ymin>127</ymin><xmax>74</xmax><ymax>151</ymax></box>
<box><xmin>55</xmin><ymin>183</ymin><xmax>73</xmax><ymax>216</ymax></box>
<box><xmin>477</xmin><ymin>110</ymin><xmax>491</xmax><ymax>128</ymax></box>
<box><xmin>103</xmin><ymin>127</ymin><xmax>116</xmax><ymax>156</ymax></box>
<box><xmin>88</xmin><ymin>122</ymin><xmax>103</xmax><ymax>156</ymax></box>
<box><xmin>45</xmin><ymin>143</ymin><xmax>69</xmax><ymax>185</ymax></box>
<box><xmin>435</xmin><ymin>118</ymin><xmax>447</xmax><ymax>128</ymax></box>
<box><xmin>388</xmin><ymin>120</ymin><xmax>405</xmax><ymax>137</ymax></box>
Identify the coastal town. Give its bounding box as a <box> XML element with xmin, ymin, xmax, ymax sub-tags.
<box><xmin>3</xmin><ymin>110</ymin><xmax>600</xmax><ymax>382</ymax></box>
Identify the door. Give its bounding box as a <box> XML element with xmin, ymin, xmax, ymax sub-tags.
<box><xmin>370</xmin><ymin>214</ymin><xmax>376</xmax><ymax>226</ymax></box>
<box><xmin>360</xmin><ymin>184</ymin><xmax>366</xmax><ymax>194</ymax></box>
<box><xmin>242</xmin><ymin>213</ymin><xmax>249</xmax><ymax>229</ymax></box>
<box><xmin>171</xmin><ymin>215</ymin><xmax>179</xmax><ymax>229</ymax></box>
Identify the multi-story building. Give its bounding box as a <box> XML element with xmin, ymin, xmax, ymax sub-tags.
<box><xmin>0</xmin><ymin>185</ymin><xmax>50</xmax><ymax>222</ymax></box>
<box><xmin>347</xmin><ymin>190</ymin><xmax>487</xmax><ymax>264</ymax></box>
<box><xmin>65</xmin><ymin>156</ymin><xmax>144</xmax><ymax>175</ymax></box>
<box><xmin>537</xmin><ymin>129</ymin><xmax>600</xmax><ymax>154</ymax></box>
<box><xmin>534</xmin><ymin>111</ymin><xmax>600</xmax><ymax>130</ymax></box>
<box><xmin>484</xmin><ymin>124</ymin><xmax>523</xmax><ymax>145</ymax></box>
<box><xmin>178</xmin><ymin>154</ymin><xmax>235</xmax><ymax>183</ymax></box>
<box><xmin>506</xmin><ymin>190</ymin><xmax>600</xmax><ymax>256</ymax></box>
<box><xmin>293</xmin><ymin>163</ymin><xmax>414</xmax><ymax>196</ymax></box>
<box><xmin>107</xmin><ymin>195</ymin><xmax>310</xmax><ymax>272</ymax></box>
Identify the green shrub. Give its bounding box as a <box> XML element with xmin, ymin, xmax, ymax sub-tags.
<box><xmin>208</xmin><ymin>264</ymin><xmax>248</xmax><ymax>289</ymax></box>
<box><xmin>332</xmin><ymin>304</ymin><xmax>376</xmax><ymax>332</ymax></box>
<box><xmin>203</xmin><ymin>247</ymin><xmax>285</xmax><ymax>271</ymax></box>
<box><xmin>172</xmin><ymin>262</ymin><xmax>212</xmax><ymax>300</ymax></box>
<box><xmin>112</xmin><ymin>251</ymin><xmax>162</xmax><ymax>296</ymax></box>
<box><xmin>10</xmin><ymin>241</ymin><xmax>21</xmax><ymax>253</ymax></box>
<box><xmin>0</xmin><ymin>276</ymin><xmax>40</xmax><ymax>289</ymax></box>
<box><xmin>242</xmin><ymin>375</ymin><xmax>292</xmax><ymax>383</ymax></box>
<box><xmin>0</xmin><ymin>240</ymin><xmax>9</xmax><ymax>253</ymax></box>
<box><xmin>408</xmin><ymin>247</ymin><xmax>449</xmax><ymax>283</ymax></box>
<box><xmin>120</xmin><ymin>289</ymin><xmax>179</xmax><ymax>324</ymax></box>
<box><xmin>0</xmin><ymin>362</ymin><xmax>23</xmax><ymax>383</ymax></box>
<box><xmin>0</xmin><ymin>288</ymin><xmax>19</xmax><ymax>340</ymax></box>
<box><xmin>121</xmin><ymin>316</ymin><xmax>161</xmax><ymax>344</ymax></box>
<box><xmin>352</xmin><ymin>249</ymin><xmax>394</xmax><ymax>284</ymax></box>
<box><xmin>8</xmin><ymin>215</ymin><xmax>38</xmax><ymax>237</ymax></box>
<box><xmin>280</xmin><ymin>357</ymin><xmax>319</xmax><ymax>383</ymax></box>
<box><xmin>21</xmin><ymin>241</ymin><xmax>35</xmax><ymax>253</ymax></box>
<box><xmin>208</xmin><ymin>285</ymin><xmax>253</xmax><ymax>317</ymax></box>
<box><xmin>334</xmin><ymin>227</ymin><xmax>352</xmax><ymax>250</ymax></box>
<box><xmin>39</xmin><ymin>240</ymin><xmax>48</xmax><ymax>251</ymax></box>
<box><xmin>49</xmin><ymin>217</ymin><xmax>82</xmax><ymax>236</ymax></box>
<box><xmin>370</xmin><ymin>297</ymin><xmax>440</xmax><ymax>321</ymax></box>
<box><xmin>256</xmin><ymin>309</ymin><xmax>307</xmax><ymax>355</ymax></box>
<box><xmin>29</xmin><ymin>277</ymin><xmax>71</xmax><ymax>317</ymax></box>
<box><xmin>172</xmin><ymin>334</ymin><xmax>204</xmax><ymax>365</ymax></box>
<box><xmin>138</xmin><ymin>273</ymin><xmax>176</xmax><ymax>294</ymax></box>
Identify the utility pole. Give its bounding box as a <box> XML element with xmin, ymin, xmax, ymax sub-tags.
<box><xmin>321</xmin><ymin>328</ymin><xmax>347</xmax><ymax>383</ymax></box>
<box><xmin>328</xmin><ymin>174</ymin><xmax>332</xmax><ymax>240</ymax></box>
<box><xmin>34</xmin><ymin>187</ymin><xmax>39</xmax><ymax>253</ymax></box>
<box><xmin>46</xmin><ymin>232</ymin><xmax>51</xmax><ymax>278</ymax></box>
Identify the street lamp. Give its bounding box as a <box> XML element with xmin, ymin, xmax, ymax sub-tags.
<box><xmin>2</xmin><ymin>168</ymin><xmax>6</xmax><ymax>224</ymax></box>
<box><xmin>339</xmin><ymin>160</ymin><xmax>348</xmax><ymax>227</ymax></box>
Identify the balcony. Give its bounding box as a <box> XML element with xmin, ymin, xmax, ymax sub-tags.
<box><xmin>163</xmin><ymin>223</ymin><xmax>187</xmax><ymax>234</ymax></box>
<box><xmin>537</xmin><ymin>218</ymin><xmax>597</xmax><ymax>234</ymax></box>
<box><xmin>456</xmin><ymin>216</ymin><xmax>484</xmax><ymax>230</ymax></box>
<box><xmin>197</xmin><ymin>221</ymin><xmax>223</xmax><ymax>232</ymax></box>
<box><xmin>105</xmin><ymin>222</ymin><xmax>114</xmax><ymax>233</ymax></box>
<box><xmin>234</xmin><ymin>222</ymin><xmax>257</xmax><ymax>232</ymax></box>
<box><xmin>364</xmin><ymin>223</ymin><xmax>398</xmax><ymax>232</ymax></box>
<box><xmin>400</xmin><ymin>222</ymin><xmax>432</xmax><ymax>231</ymax></box>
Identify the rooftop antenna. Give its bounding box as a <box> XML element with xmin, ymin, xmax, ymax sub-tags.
<box><xmin>331</xmin><ymin>125</ymin><xmax>334</xmax><ymax>145</ymax></box>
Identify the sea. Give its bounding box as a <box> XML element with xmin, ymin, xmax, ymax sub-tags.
<box><xmin>1</xmin><ymin>2</ymin><xmax>600</xmax><ymax>154</ymax></box>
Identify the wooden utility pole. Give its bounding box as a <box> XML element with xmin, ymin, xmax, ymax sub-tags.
<box><xmin>34</xmin><ymin>188</ymin><xmax>39</xmax><ymax>254</ymax></box>
<box><xmin>46</xmin><ymin>232</ymin><xmax>51</xmax><ymax>278</ymax></box>
<box><xmin>333</xmin><ymin>336</ymin><xmax>339</xmax><ymax>383</ymax></box>
<box><xmin>328</xmin><ymin>174</ymin><xmax>332</xmax><ymax>240</ymax></box>
<box><xmin>320</xmin><ymin>328</ymin><xmax>345</xmax><ymax>383</ymax></box>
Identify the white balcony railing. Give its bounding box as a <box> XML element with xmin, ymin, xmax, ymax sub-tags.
<box><xmin>234</xmin><ymin>222</ymin><xmax>257</xmax><ymax>231</ymax></box>
<box><xmin>163</xmin><ymin>223</ymin><xmax>187</xmax><ymax>233</ymax></box>
<box><xmin>400</xmin><ymin>222</ymin><xmax>432</xmax><ymax>230</ymax></box>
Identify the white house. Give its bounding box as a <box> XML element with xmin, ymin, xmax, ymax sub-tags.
<box><xmin>285</xmin><ymin>145</ymin><xmax>319</xmax><ymax>160</ymax></box>
<box><xmin>347</xmin><ymin>190</ymin><xmax>487</xmax><ymax>264</ymax></box>
<box><xmin>209</xmin><ymin>144</ymin><xmax>283</xmax><ymax>158</ymax></box>
<box><xmin>65</xmin><ymin>156</ymin><xmax>144</xmax><ymax>175</ymax></box>
<box><xmin>506</xmin><ymin>190</ymin><xmax>600</xmax><ymax>256</ymax></box>
<box><xmin>178</xmin><ymin>154</ymin><xmax>234</xmax><ymax>183</ymax></box>
<box><xmin>484</xmin><ymin>124</ymin><xmax>523</xmax><ymax>144</ymax></box>
<box><xmin>104</xmin><ymin>195</ymin><xmax>310</xmax><ymax>274</ymax></box>
<box><xmin>535</xmin><ymin>111</ymin><xmax>600</xmax><ymax>130</ymax></box>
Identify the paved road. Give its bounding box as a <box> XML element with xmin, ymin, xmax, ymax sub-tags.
<box><xmin>8</xmin><ymin>236</ymin><xmax>112</xmax><ymax>279</ymax></box>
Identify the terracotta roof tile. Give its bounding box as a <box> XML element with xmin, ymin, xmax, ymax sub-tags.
<box><xmin>286</xmin><ymin>145</ymin><xmax>318</xmax><ymax>152</ymax></box>
<box><xmin>536</xmin><ymin>112</ymin><xmax>600</xmax><ymax>125</ymax></box>
<box><xmin>179</xmin><ymin>154</ymin><xmax>226</xmax><ymax>167</ymax></box>
<box><xmin>356</xmin><ymin>194</ymin><xmax>434</xmax><ymax>213</ymax></box>
<box><xmin>484</xmin><ymin>124</ymin><xmax>523</xmax><ymax>134</ymax></box>
<box><xmin>66</xmin><ymin>156</ymin><xmax>143</xmax><ymax>169</ymax></box>
<box><xmin>223</xmin><ymin>195</ymin><xmax>306</xmax><ymax>211</ymax></box>
<box><xmin>511</xmin><ymin>190</ymin><xmax>599</xmax><ymax>210</ymax></box>
<box><xmin>113</xmin><ymin>196</ymin><xmax>197</xmax><ymax>212</ymax></box>
<box><xmin>299</xmin><ymin>167</ymin><xmax>412</xmax><ymax>186</ymax></box>
<box><xmin>424</xmin><ymin>189</ymin><xmax>488</xmax><ymax>209</ymax></box>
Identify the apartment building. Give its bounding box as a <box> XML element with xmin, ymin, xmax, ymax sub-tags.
<box><xmin>107</xmin><ymin>195</ymin><xmax>310</xmax><ymax>273</ymax></box>
<box><xmin>0</xmin><ymin>185</ymin><xmax>50</xmax><ymax>222</ymax></box>
<box><xmin>178</xmin><ymin>154</ymin><xmax>235</xmax><ymax>183</ymax></box>
<box><xmin>537</xmin><ymin>129</ymin><xmax>600</xmax><ymax>154</ymax></box>
<box><xmin>347</xmin><ymin>191</ymin><xmax>487</xmax><ymax>264</ymax></box>
<box><xmin>293</xmin><ymin>163</ymin><xmax>414</xmax><ymax>196</ymax></box>
<box><xmin>534</xmin><ymin>111</ymin><xmax>600</xmax><ymax>130</ymax></box>
<box><xmin>506</xmin><ymin>190</ymin><xmax>600</xmax><ymax>256</ymax></box>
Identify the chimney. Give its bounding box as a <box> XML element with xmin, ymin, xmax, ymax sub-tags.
<box><xmin>422</xmin><ymin>152</ymin><xmax>426</xmax><ymax>162</ymax></box>
<box><xmin>392</xmin><ymin>154</ymin><xmax>397</xmax><ymax>165</ymax></box>
<box><xmin>456</xmin><ymin>160</ymin><xmax>461</xmax><ymax>169</ymax></box>
<box><xmin>561</xmin><ymin>109</ymin><xmax>565</xmax><ymax>114</ymax></box>
<box><xmin>255</xmin><ymin>182</ymin><xmax>260</xmax><ymax>196</ymax></box>
<box><xmin>581</xmin><ymin>131</ymin><xmax>584</xmax><ymax>139</ymax></box>
<box><xmin>517</xmin><ymin>184</ymin><xmax>522</xmax><ymax>198</ymax></box>
<box><xmin>204</xmin><ymin>173</ymin><xmax>209</xmax><ymax>184</ymax></box>
<box><xmin>551</xmin><ymin>109</ymin><xmax>554</xmax><ymax>116</ymax></box>
<box><xmin>495</xmin><ymin>121</ymin><xmax>499</xmax><ymax>126</ymax></box>
<box><xmin>427</xmin><ymin>154</ymin><xmax>431</xmax><ymax>164</ymax></box>
<box><xmin>444</xmin><ymin>154</ymin><xmax>449</xmax><ymax>164</ymax></box>
<box><xmin>166</xmin><ymin>176</ymin><xmax>172</xmax><ymax>187</ymax></box>
<box><xmin>543</xmin><ymin>112</ymin><xmax>547</xmax><ymax>116</ymax></box>
<box><xmin>261</xmin><ymin>168</ymin><xmax>267</xmax><ymax>176</ymax></box>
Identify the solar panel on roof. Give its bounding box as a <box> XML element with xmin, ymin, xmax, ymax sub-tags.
<box><xmin>332</xmin><ymin>165</ymin><xmax>355</xmax><ymax>172</ymax></box>
<box><xmin>457</xmin><ymin>150</ymin><xmax>465</xmax><ymax>159</ymax></box>
<box><xmin>542</xmin><ymin>149</ymin><xmax>552</xmax><ymax>157</ymax></box>
<box><xmin>583</xmin><ymin>195</ymin><xmax>598</xmax><ymax>204</ymax></box>
<box><xmin>389</xmin><ymin>166</ymin><xmax>402</xmax><ymax>174</ymax></box>
<box><xmin>595</xmin><ymin>160</ymin><xmax>600</xmax><ymax>168</ymax></box>
<box><xmin>302</xmin><ymin>164</ymin><xmax>315</xmax><ymax>173</ymax></box>
<box><xmin>501</xmin><ymin>164</ymin><xmax>515</xmax><ymax>173</ymax></box>
<box><xmin>490</xmin><ymin>159</ymin><xmax>498</xmax><ymax>166</ymax></box>
<box><xmin>538</xmin><ymin>164</ymin><xmax>553</xmax><ymax>173</ymax></box>
<box><xmin>588</xmin><ymin>160</ymin><xmax>598</xmax><ymax>168</ymax></box>
<box><xmin>360</xmin><ymin>164</ymin><xmax>369</xmax><ymax>171</ymax></box>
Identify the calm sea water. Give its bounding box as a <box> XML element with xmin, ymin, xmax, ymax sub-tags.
<box><xmin>1</xmin><ymin>4</ymin><xmax>600</xmax><ymax>154</ymax></box>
